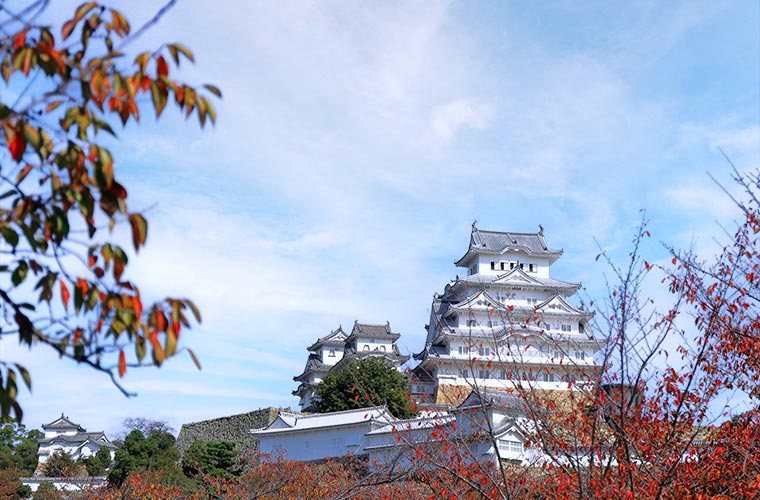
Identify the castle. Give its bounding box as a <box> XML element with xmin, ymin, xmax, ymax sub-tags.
<box><xmin>294</xmin><ymin>224</ymin><xmax>605</xmax><ymax>411</ymax></box>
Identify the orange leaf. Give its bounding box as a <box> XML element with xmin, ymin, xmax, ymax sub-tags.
<box><xmin>13</xmin><ymin>30</ymin><xmax>27</xmax><ymax>49</ymax></box>
<box><xmin>131</xmin><ymin>295</ymin><xmax>143</xmax><ymax>317</ymax></box>
<box><xmin>59</xmin><ymin>279</ymin><xmax>70</xmax><ymax>312</ymax></box>
<box><xmin>118</xmin><ymin>350</ymin><xmax>127</xmax><ymax>377</ymax></box>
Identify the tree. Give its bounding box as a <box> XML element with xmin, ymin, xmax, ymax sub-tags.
<box><xmin>182</xmin><ymin>439</ymin><xmax>239</xmax><ymax>478</ymax></box>
<box><xmin>117</xmin><ymin>417</ymin><xmax>174</xmax><ymax>439</ymax></box>
<box><xmin>43</xmin><ymin>449</ymin><xmax>82</xmax><ymax>477</ymax></box>
<box><xmin>0</xmin><ymin>422</ymin><xmax>42</xmax><ymax>475</ymax></box>
<box><xmin>107</xmin><ymin>428</ymin><xmax>181</xmax><ymax>486</ymax></box>
<box><xmin>85</xmin><ymin>445</ymin><xmax>112</xmax><ymax>476</ymax></box>
<box><xmin>0</xmin><ymin>468</ymin><xmax>31</xmax><ymax>499</ymax></box>
<box><xmin>315</xmin><ymin>357</ymin><xmax>415</xmax><ymax>419</ymax></box>
<box><xmin>0</xmin><ymin>2</ymin><xmax>219</xmax><ymax>422</ymax></box>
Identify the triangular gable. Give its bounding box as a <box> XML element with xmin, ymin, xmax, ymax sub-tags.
<box><xmin>266</xmin><ymin>413</ymin><xmax>297</xmax><ymax>430</ymax></box>
<box><xmin>451</xmin><ymin>290</ymin><xmax>503</xmax><ymax>311</ymax></box>
<box><xmin>492</xmin><ymin>267</ymin><xmax>542</xmax><ymax>286</ymax></box>
<box><xmin>537</xmin><ymin>294</ymin><xmax>583</xmax><ymax>315</ymax></box>
<box><xmin>42</xmin><ymin>414</ymin><xmax>85</xmax><ymax>432</ymax></box>
<box><xmin>321</xmin><ymin>327</ymin><xmax>348</xmax><ymax>343</ymax></box>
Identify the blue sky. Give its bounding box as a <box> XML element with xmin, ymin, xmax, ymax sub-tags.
<box><xmin>3</xmin><ymin>0</ymin><xmax>758</xmax><ymax>436</ymax></box>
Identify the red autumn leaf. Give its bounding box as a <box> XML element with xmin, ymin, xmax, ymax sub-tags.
<box><xmin>5</xmin><ymin>125</ymin><xmax>25</xmax><ymax>161</ymax></box>
<box><xmin>13</xmin><ymin>30</ymin><xmax>27</xmax><ymax>49</ymax></box>
<box><xmin>131</xmin><ymin>295</ymin><xmax>143</xmax><ymax>317</ymax></box>
<box><xmin>59</xmin><ymin>279</ymin><xmax>70</xmax><ymax>312</ymax></box>
<box><xmin>118</xmin><ymin>350</ymin><xmax>127</xmax><ymax>377</ymax></box>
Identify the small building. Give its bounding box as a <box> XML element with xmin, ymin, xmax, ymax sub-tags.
<box><xmin>34</xmin><ymin>414</ymin><xmax>116</xmax><ymax>476</ymax></box>
<box><xmin>251</xmin><ymin>406</ymin><xmax>397</xmax><ymax>462</ymax></box>
<box><xmin>293</xmin><ymin>321</ymin><xmax>410</xmax><ymax>411</ymax></box>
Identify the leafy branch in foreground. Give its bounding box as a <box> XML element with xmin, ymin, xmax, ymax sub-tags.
<box><xmin>0</xmin><ymin>1</ymin><xmax>220</xmax><ymax>421</ymax></box>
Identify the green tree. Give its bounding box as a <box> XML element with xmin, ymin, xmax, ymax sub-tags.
<box><xmin>0</xmin><ymin>1</ymin><xmax>219</xmax><ymax>422</ymax></box>
<box><xmin>107</xmin><ymin>429</ymin><xmax>180</xmax><ymax>486</ymax></box>
<box><xmin>43</xmin><ymin>449</ymin><xmax>82</xmax><ymax>477</ymax></box>
<box><xmin>182</xmin><ymin>440</ymin><xmax>239</xmax><ymax>478</ymax></box>
<box><xmin>84</xmin><ymin>446</ymin><xmax>112</xmax><ymax>476</ymax></box>
<box><xmin>0</xmin><ymin>422</ymin><xmax>42</xmax><ymax>475</ymax></box>
<box><xmin>315</xmin><ymin>358</ymin><xmax>415</xmax><ymax>419</ymax></box>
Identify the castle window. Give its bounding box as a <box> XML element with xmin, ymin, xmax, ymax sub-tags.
<box><xmin>510</xmin><ymin>262</ymin><xmax>516</xmax><ymax>270</ymax></box>
<box><xmin>363</xmin><ymin>345</ymin><xmax>370</xmax><ymax>351</ymax></box>
<box><xmin>491</xmin><ymin>262</ymin><xmax>495</xmax><ymax>270</ymax></box>
<box><xmin>328</xmin><ymin>349</ymin><xmax>336</xmax><ymax>357</ymax></box>
<box><xmin>500</xmin><ymin>262</ymin><xmax>505</xmax><ymax>271</ymax></box>
<box><xmin>579</xmin><ymin>322</ymin><xmax>585</xmax><ymax>333</ymax></box>
<box><xmin>380</xmin><ymin>345</ymin><xmax>387</xmax><ymax>352</ymax></box>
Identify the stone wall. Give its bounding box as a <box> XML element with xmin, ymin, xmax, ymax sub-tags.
<box><xmin>175</xmin><ymin>407</ymin><xmax>283</xmax><ymax>461</ymax></box>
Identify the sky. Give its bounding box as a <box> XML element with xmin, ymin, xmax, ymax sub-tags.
<box><xmin>1</xmin><ymin>0</ymin><xmax>758</xmax><ymax>437</ymax></box>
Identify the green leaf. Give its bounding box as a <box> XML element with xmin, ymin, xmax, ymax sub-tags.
<box><xmin>203</xmin><ymin>84</ymin><xmax>222</xmax><ymax>98</ymax></box>
<box><xmin>187</xmin><ymin>348</ymin><xmax>202</xmax><ymax>370</ymax></box>
<box><xmin>1</xmin><ymin>226</ymin><xmax>19</xmax><ymax>248</ymax></box>
<box><xmin>129</xmin><ymin>213</ymin><xmax>148</xmax><ymax>252</ymax></box>
<box><xmin>11</xmin><ymin>261</ymin><xmax>28</xmax><ymax>286</ymax></box>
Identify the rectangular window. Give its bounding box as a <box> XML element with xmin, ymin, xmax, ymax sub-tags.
<box><xmin>579</xmin><ymin>322</ymin><xmax>585</xmax><ymax>333</ymax></box>
<box><xmin>500</xmin><ymin>370</ymin><xmax>509</xmax><ymax>380</ymax></box>
<box><xmin>553</xmin><ymin>350</ymin><xmax>562</xmax><ymax>359</ymax></box>
<box><xmin>498</xmin><ymin>440</ymin><xmax>523</xmax><ymax>454</ymax></box>
<box><xmin>543</xmin><ymin>372</ymin><xmax>555</xmax><ymax>382</ymax></box>
<box><xmin>491</xmin><ymin>262</ymin><xmax>495</xmax><ymax>270</ymax></box>
<box><xmin>462</xmin><ymin>369</ymin><xmax>470</xmax><ymax>378</ymax></box>
<box><xmin>467</xmin><ymin>319</ymin><xmax>477</xmax><ymax>327</ymax></box>
<box><xmin>528</xmin><ymin>264</ymin><xmax>535</xmax><ymax>272</ymax></box>
<box><xmin>500</xmin><ymin>262</ymin><xmax>505</xmax><ymax>271</ymax></box>
<box><xmin>478</xmin><ymin>347</ymin><xmax>490</xmax><ymax>356</ymax></box>
<box><xmin>478</xmin><ymin>369</ymin><xmax>489</xmax><ymax>379</ymax></box>
<box><xmin>527</xmin><ymin>297</ymin><xmax>537</xmax><ymax>306</ymax></box>
<box><xmin>575</xmin><ymin>351</ymin><xmax>586</xmax><ymax>360</ymax></box>
<box><xmin>510</xmin><ymin>262</ymin><xmax>516</xmax><ymax>270</ymax></box>
<box><xmin>560</xmin><ymin>324</ymin><xmax>572</xmax><ymax>332</ymax></box>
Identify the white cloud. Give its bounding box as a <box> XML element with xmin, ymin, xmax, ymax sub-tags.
<box><xmin>430</xmin><ymin>99</ymin><xmax>492</xmax><ymax>141</ymax></box>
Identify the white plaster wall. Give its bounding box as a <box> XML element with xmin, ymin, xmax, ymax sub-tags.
<box><xmin>258</xmin><ymin>424</ymin><xmax>372</xmax><ymax>462</ymax></box>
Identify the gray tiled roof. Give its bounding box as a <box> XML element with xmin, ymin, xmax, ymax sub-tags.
<box><xmin>42</xmin><ymin>414</ymin><xmax>85</xmax><ymax>432</ymax></box>
<box><xmin>39</xmin><ymin>432</ymin><xmax>115</xmax><ymax>448</ymax></box>
<box><xmin>455</xmin><ymin>227</ymin><xmax>562</xmax><ymax>266</ymax></box>
<box><xmin>307</xmin><ymin>326</ymin><xmax>348</xmax><ymax>351</ymax></box>
<box><xmin>293</xmin><ymin>354</ymin><xmax>330</xmax><ymax>381</ymax></box>
<box><xmin>347</xmin><ymin>321</ymin><xmax>401</xmax><ymax>341</ymax></box>
<box><xmin>454</xmin><ymin>272</ymin><xmax>580</xmax><ymax>291</ymax></box>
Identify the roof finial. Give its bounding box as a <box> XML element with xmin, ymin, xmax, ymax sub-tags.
<box><xmin>538</xmin><ymin>224</ymin><xmax>544</xmax><ymax>236</ymax></box>
<box><xmin>472</xmin><ymin>219</ymin><xmax>478</xmax><ymax>230</ymax></box>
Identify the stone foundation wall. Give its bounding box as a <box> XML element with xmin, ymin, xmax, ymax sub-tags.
<box><xmin>176</xmin><ymin>407</ymin><xmax>283</xmax><ymax>461</ymax></box>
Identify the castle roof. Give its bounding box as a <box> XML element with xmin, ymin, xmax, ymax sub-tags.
<box><xmin>42</xmin><ymin>414</ymin><xmax>85</xmax><ymax>433</ymax></box>
<box><xmin>455</xmin><ymin>226</ymin><xmax>562</xmax><ymax>267</ymax></box>
<box><xmin>347</xmin><ymin>321</ymin><xmax>401</xmax><ymax>342</ymax></box>
<box><xmin>38</xmin><ymin>431</ymin><xmax>116</xmax><ymax>449</ymax></box>
<box><xmin>250</xmin><ymin>406</ymin><xmax>394</xmax><ymax>435</ymax></box>
<box><xmin>307</xmin><ymin>326</ymin><xmax>348</xmax><ymax>351</ymax></box>
<box><xmin>293</xmin><ymin>354</ymin><xmax>330</xmax><ymax>381</ymax></box>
